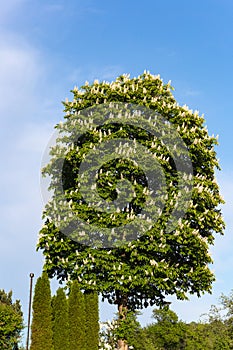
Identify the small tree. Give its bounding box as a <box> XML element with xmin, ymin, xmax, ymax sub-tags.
<box><xmin>68</xmin><ymin>280</ymin><xmax>86</xmax><ymax>350</ymax></box>
<box><xmin>216</xmin><ymin>291</ymin><xmax>233</xmax><ymax>347</ymax></box>
<box><xmin>145</xmin><ymin>306</ymin><xmax>186</xmax><ymax>350</ymax></box>
<box><xmin>0</xmin><ymin>290</ymin><xmax>23</xmax><ymax>349</ymax></box>
<box><xmin>30</xmin><ymin>272</ymin><xmax>54</xmax><ymax>350</ymax></box>
<box><xmin>99</xmin><ymin>312</ymin><xmax>156</xmax><ymax>350</ymax></box>
<box><xmin>84</xmin><ymin>291</ymin><xmax>99</xmax><ymax>350</ymax></box>
<box><xmin>38</xmin><ymin>72</ymin><xmax>225</xmax><ymax>348</ymax></box>
<box><xmin>52</xmin><ymin>288</ymin><xmax>69</xmax><ymax>350</ymax></box>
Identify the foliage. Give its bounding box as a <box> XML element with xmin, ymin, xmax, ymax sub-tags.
<box><xmin>184</xmin><ymin>320</ymin><xmax>231</xmax><ymax>350</ymax></box>
<box><xmin>68</xmin><ymin>280</ymin><xmax>86</xmax><ymax>350</ymax></box>
<box><xmin>129</xmin><ymin>327</ymin><xmax>155</xmax><ymax>350</ymax></box>
<box><xmin>121</xmin><ymin>312</ymin><xmax>155</xmax><ymax>350</ymax></box>
<box><xmin>99</xmin><ymin>311</ymin><xmax>155</xmax><ymax>350</ymax></box>
<box><xmin>99</xmin><ymin>317</ymin><xmax>134</xmax><ymax>350</ymax></box>
<box><xmin>185</xmin><ymin>322</ymin><xmax>215</xmax><ymax>349</ymax></box>
<box><xmin>38</xmin><ymin>71</ymin><xmax>224</xmax><ymax>311</ymax></box>
<box><xmin>99</xmin><ymin>292</ymin><xmax>233</xmax><ymax>349</ymax></box>
<box><xmin>143</xmin><ymin>303</ymin><xmax>233</xmax><ymax>350</ymax></box>
<box><xmin>145</xmin><ymin>306</ymin><xmax>186</xmax><ymax>350</ymax></box>
<box><xmin>0</xmin><ymin>290</ymin><xmax>24</xmax><ymax>349</ymax></box>
<box><xmin>220</xmin><ymin>290</ymin><xmax>233</xmax><ymax>336</ymax></box>
<box><xmin>52</xmin><ymin>288</ymin><xmax>69</xmax><ymax>350</ymax></box>
<box><xmin>99</xmin><ymin>319</ymin><xmax>118</xmax><ymax>350</ymax></box>
<box><xmin>84</xmin><ymin>291</ymin><xmax>99</xmax><ymax>350</ymax></box>
<box><xmin>38</xmin><ymin>72</ymin><xmax>225</xmax><ymax>348</ymax></box>
<box><xmin>217</xmin><ymin>291</ymin><xmax>233</xmax><ymax>348</ymax></box>
<box><xmin>30</xmin><ymin>272</ymin><xmax>54</xmax><ymax>350</ymax></box>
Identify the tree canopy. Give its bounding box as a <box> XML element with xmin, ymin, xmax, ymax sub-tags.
<box><xmin>0</xmin><ymin>289</ymin><xmax>23</xmax><ymax>349</ymax></box>
<box><xmin>97</xmin><ymin>296</ymin><xmax>233</xmax><ymax>350</ymax></box>
<box><xmin>38</xmin><ymin>71</ymin><xmax>225</xmax><ymax>313</ymax></box>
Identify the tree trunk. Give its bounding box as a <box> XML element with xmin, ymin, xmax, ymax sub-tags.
<box><xmin>117</xmin><ymin>293</ymin><xmax>128</xmax><ymax>350</ymax></box>
<box><xmin>118</xmin><ymin>338</ymin><xmax>128</xmax><ymax>350</ymax></box>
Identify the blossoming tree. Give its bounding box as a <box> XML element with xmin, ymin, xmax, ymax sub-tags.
<box><xmin>38</xmin><ymin>72</ymin><xmax>225</xmax><ymax>349</ymax></box>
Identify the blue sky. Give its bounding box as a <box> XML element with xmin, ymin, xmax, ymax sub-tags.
<box><xmin>1</xmin><ymin>0</ymin><xmax>233</xmax><ymax>341</ymax></box>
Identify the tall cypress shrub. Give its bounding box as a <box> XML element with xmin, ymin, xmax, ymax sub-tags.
<box><xmin>68</xmin><ymin>280</ymin><xmax>85</xmax><ymax>350</ymax></box>
<box><xmin>52</xmin><ymin>288</ymin><xmax>69</xmax><ymax>350</ymax></box>
<box><xmin>84</xmin><ymin>291</ymin><xmax>99</xmax><ymax>350</ymax></box>
<box><xmin>30</xmin><ymin>272</ymin><xmax>54</xmax><ymax>350</ymax></box>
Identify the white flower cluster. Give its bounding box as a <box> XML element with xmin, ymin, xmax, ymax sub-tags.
<box><xmin>99</xmin><ymin>320</ymin><xmax>118</xmax><ymax>350</ymax></box>
<box><xmin>99</xmin><ymin>320</ymin><xmax>134</xmax><ymax>350</ymax></box>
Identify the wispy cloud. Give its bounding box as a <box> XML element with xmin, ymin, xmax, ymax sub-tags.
<box><xmin>43</xmin><ymin>3</ymin><xmax>64</xmax><ymax>12</ymax></box>
<box><xmin>0</xmin><ymin>10</ymin><xmax>60</xmax><ymax>330</ymax></box>
<box><xmin>68</xmin><ymin>64</ymin><xmax>124</xmax><ymax>86</ymax></box>
<box><xmin>184</xmin><ymin>89</ymin><xmax>201</xmax><ymax>97</ymax></box>
<box><xmin>0</xmin><ymin>39</ymin><xmax>44</xmax><ymax>123</ymax></box>
<box><xmin>42</xmin><ymin>1</ymin><xmax>105</xmax><ymax>19</ymax></box>
<box><xmin>0</xmin><ymin>0</ymin><xmax>27</xmax><ymax>20</ymax></box>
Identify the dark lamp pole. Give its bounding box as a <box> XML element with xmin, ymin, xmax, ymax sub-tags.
<box><xmin>26</xmin><ymin>273</ymin><xmax>34</xmax><ymax>350</ymax></box>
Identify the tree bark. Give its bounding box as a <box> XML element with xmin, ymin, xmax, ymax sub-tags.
<box><xmin>117</xmin><ymin>293</ymin><xmax>128</xmax><ymax>350</ymax></box>
<box><xmin>118</xmin><ymin>338</ymin><xmax>128</xmax><ymax>350</ymax></box>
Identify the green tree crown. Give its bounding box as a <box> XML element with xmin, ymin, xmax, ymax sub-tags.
<box><xmin>38</xmin><ymin>72</ymin><xmax>225</xmax><ymax>311</ymax></box>
<box><xmin>0</xmin><ymin>290</ymin><xmax>24</xmax><ymax>349</ymax></box>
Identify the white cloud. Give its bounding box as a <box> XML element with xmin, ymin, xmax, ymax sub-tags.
<box><xmin>68</xmin><ymin>64</ymin><xmax>123</xmax><ymax>86</ymax></box>
<box><xmin>184</xmin><ymin>89</ymin><xmax>201</xmax><ymax>97</ymax></box>
<box><xmin>0</xmin><ymin>40</ymin><xmax>44</xmax><ymax>119</ymax></box>
<box><xmin>0</xmin><ymin>0</ymin><xmax>27</xmax><ymax>21</ymax></box>
<box><xmin>17</xmin><ymin>122</ymin><xmax>56</xmax><ymax>153</ymax></box>
<box><xmin>0</xmin><ymin>124</ymin><xmax>50</xmax><ymax>235</ymax></box>
<box><xmin>0</xmin><ymin>23</ymin><xmax>57</xmax><ymax>334</ymax></box>
<box><xmin>43</xmin><ymin>3</ymin><xmax>64</xmax><ymax>12</ymax></box>
<box><xmin>0</xmin><ymin>121</ymin><xmax>54</xmax><ymax>333</ymax></box>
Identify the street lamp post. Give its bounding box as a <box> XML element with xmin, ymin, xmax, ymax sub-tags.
<box><xmin>26</xmin><ymin>273</ymin><xmax>34</xmax><ymax>350</ymax></box>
